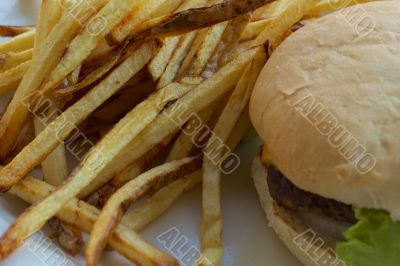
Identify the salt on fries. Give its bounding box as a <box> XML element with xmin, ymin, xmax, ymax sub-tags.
<box><xmin>0</xmin><ymin>0</ymin><xmax>354</xmax><ymax>265</ymax></box>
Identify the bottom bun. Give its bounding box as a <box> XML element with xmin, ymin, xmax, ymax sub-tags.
<box><xmin>251</xmin><ymin>155</ymin><xmax>350</xmax><ymax>266</ymax></box>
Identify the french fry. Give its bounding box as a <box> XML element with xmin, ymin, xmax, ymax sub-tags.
<box><xmin>7</xmin><ymin>175</ymin><xmax>177</xmax><ymax>265</ymax></box>
<box><xmin>34</xmin><ymin>0</ymin><xmax>63</xmax><ymax>56</ymax></box>
<box><xmin>109</xmin><ymin>0</ymin><xmax>183</xmax><ymax>45</ymax></box>
<box><xmin>204</xmin><ymin>14</ymin><xmax>250</xmax><ymax>75</ymax></box>
<box><xmin>252</xmin><ymin>0</ymin><xmax>319</xmax><ymax>48</ymax></box>
<box><xmin>33</xmin><ymin>2</ymin><xmax>84</xmax><ymax>253</ymax></box>
<box><xmin>77</xmin><ymin>82</ymin><xmax>192</xmax><ymax>199</ymax></box>
<box><xmin>113</xmin><ymin>135</ymin><xmax>173</xmax><ymax>186</ymax></box>
<box><xmin>0</xmin><ymin>25</ymin><xmax>34</xmax><ymax>37</ymax></box>
<box><xmin>221</xmin><ymin>40</ymin><xmax>254</xmax><ymax>67</ymax></box>
<box><xmin>175</xmin><ymin>29</ymin><xmax>209</xmax><ymax>80</ymax></box>
<box><xmin>124</xmin><ymin>171</ymin><xmax>201</xmax><ymax>230</ymax></box>
<box><xmin>185</xmin><ymin>23</ymin><xmax>228</xmax><ymax>76</ymax></box>
<box><xmin>241</xmin><ymin>19</ymin><xmax>271</xmax><ymax>41</ymax></box>
<box><xmin>148</xmin><ymin>0</ymin><xmax>209</xmax><ymax>81</ymax></box>
<box><xmin>87</xmin><ymin>47</ymin><xmax>261</xmax><ymax>201</ymax></box>
<box><xmin>0</xmin><ymin>49</ymin><xmax>33</xmax><ymax>71</ymax></box>
<box><xmin>33</xmin><ymin>112</ymin><xmax>68</xmax><ymax>186</ymax></box>
<box><xmin>0</xmin><ymin>40</ymin><xmax>160</xmax><ymax>193</ymax></box>
<box><xmin>0</xmin><ymin>0</ymin><xmax>106</xmax><ymax>159</ymax></box>
<box><xmin>84</xmin><ymin>38</ymin><xmax>113</xmax><ymax>64</ymax></box>
<box><xmin>166</xmin><ymin>101</ymin><xmax>219</xmax><ymax>162</ymax></box>
<box><xmin>123</xmin><ymin>112</ymin><xmax>250</xmax><ymax>231</ymax></box>
<box><xmin>55</xmin><ymin>44</ymin><xmax>126</xmax><ymax>97</ymax></box>
<box><xmin>7</xmin><ymin>119</ymin><xmax>35</xmax><ymax>162</ymax></box>
<box><xmin>148</xmin><ymin>36</ymin><xmax>181</xmax><ymax>81</ymax></box>
<box><xmin>251</xmin><ymin>0</ymin><xmax>288</xmax><ymax>21</ymax></box>
<box><xmin>0</xmin><ymin>30</ymin><xmax>35</xmax><ymax>54</ymax></box>
<box><xmin>86</xmin><ymin>137</ymin><xmax>172</xmax><ymax>207</ymax></box>
<box><xmin>157</xmin><ymin>31</ymin><xmax>198</xmax><ymax>89</ymax></box>
<box><xmin>86</xmin><ymin>156</ymin><xmax>202</xmax><ymax>266</ymax></box>
<box><xmin>32</xmin><ymin>0</ymin><xmax>71</xmax><ymax>187</ymax></box>
<box><xmin>67</xmin><ymin>64</ymin><xmax>82</xmax><ymax>86</ymax></box>
<box><xmin>0</xmin><ymin>76</ymin><xmax>193</xmax><ymax>256</ymax></box>
<box><xmin>225</xmin><ymin>111</ymin><xmax>252</xmax><ymax>150</ymax></box>
<box><xmin>0</xmin><ymin>60</ymin><xmax>31</xmax><ymax>96</ymax></box>
<box><xmin>198</xmin><ymin>51</ymin><xmax>266</xmax><ymax>266</ymax></box>
<box><xmin>92</xmin><ymin>84</ymin><xmax>152</xmax><ymax>122</ymax></box>
<box><xmin>130</xmin><ymin>0</ymin><xmax>274</xmax><ymax>41</ymax></box>
<box><xmin>40</xmin><ymin>0</ymin><xmax>144</xmax><ymax>93</ymax></box>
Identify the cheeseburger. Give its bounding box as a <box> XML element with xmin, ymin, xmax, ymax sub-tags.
<box><xmin>249</xmin><ymin>1</ymin><xmax>400</xmax><ymax>266</ymax></box>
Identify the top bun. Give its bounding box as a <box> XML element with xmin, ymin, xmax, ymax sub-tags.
<box><xmin>249</xmin><ymin>1</ymin><xmax>400</xmax><ymax>220</ymax></box>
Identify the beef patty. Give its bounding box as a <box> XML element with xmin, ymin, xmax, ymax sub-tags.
<box><xmin>266</xmin><ymin>165</ymin><xmax>356</xmax><ymax>223</ymax></box>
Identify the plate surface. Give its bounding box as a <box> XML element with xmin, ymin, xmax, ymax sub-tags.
<box><xmin>0</xmin><ymin>1</ymin><xmax>300</xmax><ymax>265</ymax></box>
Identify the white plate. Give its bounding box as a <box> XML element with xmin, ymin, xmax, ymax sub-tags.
<box><xmin>0</xmin><ymin>1</ymin><xmax>300</xmax><ymax>265</ymax></box>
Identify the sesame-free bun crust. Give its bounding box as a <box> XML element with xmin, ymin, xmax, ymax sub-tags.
<box><xmin>249</xmin><ymin>1</ymin><xmax>400</xmax><ymax>219</ymax></box>
<box><xmin>252</xmin><ymin>156</ymin><xmax>346</xmax><ymax>266</ymax></box>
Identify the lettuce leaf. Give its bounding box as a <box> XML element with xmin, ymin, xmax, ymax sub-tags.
<box><xmin>337</xmin><ymin>208</ymin><xmax>400</xmax><ymax>266</ymax></box>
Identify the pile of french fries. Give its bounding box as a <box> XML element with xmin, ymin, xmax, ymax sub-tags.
<box><xmin>0</xmin><ymin>0</ymin><xmax>368</xmax><ymax>265</ymax></box>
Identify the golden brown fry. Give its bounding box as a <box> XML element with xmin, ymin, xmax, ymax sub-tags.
<box><xmin>0</xmin><ymin>49</ymin><xmax>33</xmax><ymax>71</ymax></box>
<box><xmin>85</xmin><ymin>38</ymin><xmax>113</xmax><ymax>64</ymax></box>
<box><xmin>225</xmin><ymin>111</ymin><xmax>252</xmax><ymax>149</ymax></box>
<box><xmin>148</xmin><ymin>36</ymin><xmax>181</xmax><ymax>81</ymax></box>
<box><xmin>0</xmin><ymin>60</ymin><xmax>31</xmax><ymax>96</ymax></box>
<box><xmin>130</xmin><ymin>0</ymin><xmax>274</xmax><ymax>41</ymax></box>
<box><xmin>124</xmin><ymin>171</ymin><xmax>201</xmax><ymax>230</ymax></box>
<box><xmin>175</xmin><ymin>29</ymin><xmax>208</xmax><ymax>79</ymax></box>
<box><xmin>0</xmin><ymin>30</ymin><xmax>35</xmax><ymax>54</ymax></box>
<box><xmin>89</xmin><ymin>47</ymin><xmax>261</xmax><ymax>200</ymax></box>
<box><xmin>7</xmin><ymin>175</ymin><xmax>177</xmax><ymax>265</ymax></box>
<box><xmin>184</xmin><ymin>23</ymin><xmax>228</xmax><ymax>77</ymax></box>
<box><xmin>252</xmin><ymin>0</ymin><xmax>319</xmax><ymax>48</ymax></box>
<box><xmin>7</xmin><ymin>119</ymin><xmax>35</xmax><ymax>162</ymax></box>
<box><xmin>0</xmin><ymin>40</ymin><xmax>159</xmax><ymax>193</ymax></box>
<box><xmin>78</xmin><ymin>48</ymin><xmax>259</xmax><ymax>199</ymax></box>
<box><xmin>157</xmin><ymin>31</ymin><xmax>198</xmax><ymax>89</ymax></box>
<box><xmin>241</xmin><ymin>19</ymin><xmax>271</xmax><ymax>41</ymax></box>
<box><xmin>204</xmin><ymin>14</ymin><xmax>250</xmax><ymax>76</ymax></box>
<box><xmin>87</xmin><ymin>137</ymin><xmax>171</xmax><ymax>207</ymax></box>
<box><xmin>86</xmin><ymin>156</ymin><xmax>202</xmax><ymax>266</ymax></box>
<box><xmin>188</xmin><ymin>22</ymin><xmax>229</xmax><ymax>76</ymax></box>
<box><xmin>34</xmin><ymin>2</ymin><xmax>83</xmax><ymax>251</ymax></box>
<box><xmin>123</xmin><ymin>112</ymin><xmax>250</xmax><ymax>231</ymax></box>
<box><xmin>166</xmin><ymin>101</ymin><xmax>219</xmax><ymax>161</ymax></box>
<box><xmin>0</xmin><ymin>25</ymin><xmax>34</xmax><ymax>37</ymax></box>
<box><xmin>0</xmin><ymin>0</ymin><xmax>106</xmax><ymax>159</ymax></box>
<box><xmin>55</xmin><ymin>44</ymin><xmax>126</xmax><ymax>97</ymax></box>
<box><xmin>33</xmin><ymin>0</ymin><xmax>70</xmax><ymax>187</ymax></box>
<box><xmin>33</xmin><ymin>112</ymin><xmax>69</xmax><ymax>186</ymax></box>
<box><xmin>39</xmin><ymin>0</ymin><xmax>142</xmax><ymax>93</ymax></box>
<box><xmin>113</xmin><ymin>135</ymin><xmax>173</xmax><ymax>186</ymax></box>
<box><xmin>77</xmin><ymin>82</ymin><xmax>192</xmax><ymax>198</ymax></box>
<box><xmin>198</xmin><ymin>51</ymin><xmax>266</xmax><ymax>266</ymax></box>
<box><xmin>34</xmin><ymin>0</ymin><xmax>63</xmax><ymax>56</ymax></box>
<box><xmin>148</xmin><ymin>0</ymin><xmax>209</xmax><ymax>81</ymax></box>
<box><xmin>109</xmin><ymin>0</ymin><xmax>182</xmax><ymax>45</ymax></box>
<box><xmin>0</xmin><ymin>75</ymin><xmax>192</xmax><ymax>256</ymax></box>
<box><xmin>251</xmin><ymin>0</ymin><xmax>286</xmax><ymax>21</ymax></box>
